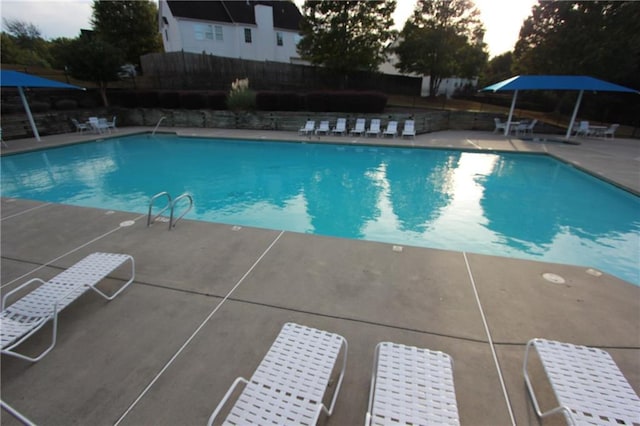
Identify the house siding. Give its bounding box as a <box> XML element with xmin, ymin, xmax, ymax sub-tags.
<box><xmin>159</xmin><ymin>0</ymin><xmax>301</xmax><ymax>64</ymax></box>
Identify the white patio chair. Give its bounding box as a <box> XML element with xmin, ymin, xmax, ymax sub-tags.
<box><xmin>0</xmin><ymin>252</ymin><xmax>135</xmax><ymax>362</ymax></box>
<box><xmin>107</xmin><ymin>116</ymin><xmax>117</xmax><ymax>131</ymax></box>
<box><xmin>366</xmin><ymin>342</ymin><xmax>460</xmax><ymax>425</ymax></box>
<box><xmin>315</xmin><ymin>120</ymin><xmax>330</xmax><ymax>135</ymax></box>
<box><xmin>299</xmin><ymin>120</ymin><xmax>315</xmax><ymax>135</ymax></box>
<box><xmin>575</xmin><ymin>120</ymin><xmax>591</xmax><ymax>137</ymax></box>
<box><xmin>516</xmin><ymin>119</ymin><xmax>538</xmax><ymax>136</ymax></box>
<box><xmin>366</xmin><ymin>119</ymin><xmax>381</xmax><ymax>137</ymax></box>
<box><xmin>604</xmin><ymin>123</ymin><xmax>619</xmax><ymax>139</ymax></box>
<box><xmin>88</xmin><ymin>117</ymin><xmax>110</xmax><ymax>134</ymax></box>
<box><xmin>332</xmin><ymin>118</ymin><xmax>347</xmax><ymax>135</ymax></box>
<box><xmin>382</xmin><ymin>121</ymin><xmax>397</xmax><ymax>138</ymax></box>
<box><xmin>208</xmin><ymin>322</ymin><xmax>348</xmax><ymax>426</ymax></box>
<box><xmin>493</xmin><ymin>118</ymin><xmax>507</xmax><ymax>133</ymax></box>
<box><xmin>524</xmin><ymin>338</ymin><xmax>640</xmax><ymax>425</ymax></box>
<box><xmin>71</xmin><ymin>118</ymin><xmax>89</xmax><ymax>133</ymax></box>
<box><xmin>401</xmin><ymin>120</ymin><xmax>415</xmax><ymax>138</ymax></box>
<box><xmin>350</xmin><ymin>118</ymin><xmax>366</xmax><ymax>136</ymax></box>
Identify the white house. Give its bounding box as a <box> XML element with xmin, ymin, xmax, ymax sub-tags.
<box><xmin>379</xmin><ymin>52</ymin><xmax>478</xmax><ymax>98</ymax></box>
<box><xmin>158</xmin><ymin>0</ymin><xmax>303</xmax><ymax>63</ymax></box>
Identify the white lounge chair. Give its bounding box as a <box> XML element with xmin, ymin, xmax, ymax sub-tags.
<box><xmin>0</xmin><ymin>252</ymin><xmax>135</xmax><ymax>362</ymax></box>
<box><xmin>350</xmin><ymin>118</ymin><xmax>366</xmax><ymax>136</ymax></box>
<box><xmin>382</xmin><ymin>121</ymin><xmax>397</xmax><ymax>138</ymax></box>
<box><xmin>315</xmin><ymin>120</ymin><xmax>330</xmax><ymax>135</ymax></box>
<box><xmin>604</xmin><ymin>123</ymin><xmax>619</xmax><ymax>139</ymax></box>
<box><xmin>299</xmin><ymin>120</ymin><xmax>315</xmax><ymax>135</ymax></box>
<box><xmin>401</xmin><ymin>120</ymin><xmax>415</xmax><ymax>138</ymax></box>
<box><xmin>366</xmin><ymin>342</ymin><xmax>460</xmax><ymax>426</ymax></box>
<box><xmin>524</xmin><ymin>338</ymin><xmax>640</xmax><ymax>425</ymax></box>
<box><xmin>71</xmin><ymin>118</ymin><xmax>89</xmax><ymax>133</ymax></box>
<box><xmin>366</xmin><ymin>119</ymin><xmax>381</xmax><ymax>138</ymax></box>
<box><xmin>494</xmin><ymin>118</ymin><xmax>507</xmax><ymax>133</ymax></box>
<box><xmin>332</xmin><ymin>118</ymin><xmax>347</xmax><ymax>135</ymax></box>
<box><xmin>88</xmin><ymin>117</ymin><xmax>110</xmax><ymax>134</ymax></box>
<box><xmin>208</xmin><ymin>322</ymin><xmax>348</xmax><ymax>426</ymax></box>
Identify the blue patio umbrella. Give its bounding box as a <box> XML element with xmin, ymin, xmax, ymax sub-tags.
<box><xmin>480</xmin><ymin>75</ymin><xmax>639</xmax><ymax>139</ymax></box>
<box><xmin>0</xmin><ymin>70</ymin><xmax>85</xmax><ymax>141</ymax></box>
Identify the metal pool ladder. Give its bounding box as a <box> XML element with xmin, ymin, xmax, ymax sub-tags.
<box><xmin>147</xmin><ymin>191</ymin><xmax>193</xmax><ymax>230</ymax></box>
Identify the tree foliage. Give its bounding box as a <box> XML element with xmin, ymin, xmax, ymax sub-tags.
<box><xmin>91</xmin><ymin>0</ymin><xmax>162</xmax><ymax>66</ymax></box>
<box><xmin>61</xmin><ymin>33</ymin><xmax>125</xmax><ymax>106</ymax></box>
<box><xmin>480</xmin><ymin>52</ymin><xmax>513</xmax><ymax>87</ymax></box>
<box><xmin>513</xmin><ymin>1</ymin><xmax>640</xmax><ymax>89</ymax></box>
<box><xmin>297</xmin><ymin>0</ymin><xmax>397</xmax><ymax>77</ymax></box>
<box><xmin>1</xmin><ymin>19</ymin><xmax>52</xmax><ymax>67</ymax></box>
<box><xmin>394</xmin><ymin>0</ymin><xmax>487</xmax><ymax>96</ymax></box>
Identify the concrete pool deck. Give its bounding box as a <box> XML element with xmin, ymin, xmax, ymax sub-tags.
<box><xmin>1</xmin><ymin>128</ymin><xmax>639</xmax><ymax>425</ymax></box>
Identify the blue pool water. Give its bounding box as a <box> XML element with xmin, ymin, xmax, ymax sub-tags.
<box><xmin>1</xmin><ymin>134</ymin><xmax>639</xmax><ymax>285</ymax></box>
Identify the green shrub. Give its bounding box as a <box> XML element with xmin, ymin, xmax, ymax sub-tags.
<box><xmin>227</xmin><ymin>78</ymin><xmax>256</xmax><ymax>111</ymax></box>
<box><xmin>54</xmin><ymin>99</ymin><xmax>78</xmax><ymax>110</ymax></box>
<box><xmin>29</xmin><ymin>101</ymin><xmax>50</xmax><ymax>113</ymax></box>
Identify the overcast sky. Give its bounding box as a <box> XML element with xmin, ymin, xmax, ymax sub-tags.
<box><xmin>0</xmin><ymin>0</ymin><xmax>537</xmax><ymax>58</ymax></box>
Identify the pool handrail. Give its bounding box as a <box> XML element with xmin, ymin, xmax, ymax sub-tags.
<box><xmin>169</xmin><ymin>193</ymin><xmax>193</xmax><ymax>230</ymax></box>
<box><xmin>147</xmin><ymin>191</ymin><xmax>172</xmax><ymax>226</ymax></box>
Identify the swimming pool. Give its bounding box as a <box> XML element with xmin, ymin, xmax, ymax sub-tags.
<box><xmin>1</xmin><ymin>134</ymin><xmax>639</xmax><ymax>285</ymax></box>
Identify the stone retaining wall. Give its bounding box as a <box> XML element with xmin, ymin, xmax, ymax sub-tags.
<box><xmin>1</xmin><ymin>108</ymin><xmax>566</xmax><ymax>140</ymax></box>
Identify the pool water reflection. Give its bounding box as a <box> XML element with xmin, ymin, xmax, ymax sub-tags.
<box><xmin>1</xmin><ymin>135</ymin><xmax>638</xmax><ymax>285</ymax></box>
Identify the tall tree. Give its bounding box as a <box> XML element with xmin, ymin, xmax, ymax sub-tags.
<box><xmin>297</xmin><ymin>0</ymin><xmax>397</xmax><ymax>79</ymax></box>
<box><xmin>513</xmin><ymin>1</ymin><xmax>640</xmax><ymax>89</ymax></box>
<box><xmin>394</xmin><ymin>0</ymin><xmax>487</xmax><ymax>96</ymax></box>
<box><xmin>91</xmin><ymin>0</ymin><xmax>161</xmax><ymax>66</ymax></box>
<box><xmin>61</xmin><ymin>32</ymin><xmax>124</xmax><ymax>106</ymax></box>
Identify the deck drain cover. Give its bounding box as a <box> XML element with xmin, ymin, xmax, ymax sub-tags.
<box><xmin>586</xmin><ymin>268</ymin><xmax>603</xmax><ymax>277</ymax></box>
<box><xmin>105</xmin><ymin>210</ymin><xmax>115</xmax><ymax>215</ymax></box>
<box><xmin>542</xmin><ymin>272</ymin><xmax>565</xmax><ymax>284</ymax></box>
<box><xmin>232</xmin><ymin>225</ymin><xmax>242</xmax><ymax>231</ymax></box>
<box><xmin>155</xmin><ymin>217</ymin><xmax>170</xmax><ymax>223</ymax></box>
<box><xmin>119</xmin><ymin>220</ymin><xmax>135</xmax><ymax>227</ymax></box>
<box><xmin>392</xmin><ymin>245</ymin><xmax>403</xmax><ymax>252</ymax></box>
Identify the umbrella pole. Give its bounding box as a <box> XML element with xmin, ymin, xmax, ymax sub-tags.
<box><xmin>504</xmin><ymin>90</ymin><xmax>518</xmax><ymax>136</ymax></box>
<box><xmin>565</xmin><ymin>89</ymin><xmax>584</xmax><ymax>139</ymax></box>
<box><xmin>18</xmin><ymin>87</ymin><xmax>41</xmax><ymax>142</ymax></box>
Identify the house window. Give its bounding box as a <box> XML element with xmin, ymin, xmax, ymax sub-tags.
<box><xmin>194</xmin><ymin>24</ymin><xmax>213</xmax><ymax>41</ymax></box>
<box><xmin>276</xmin><ymin>32</ymin><xmax>283</xmax><ymax>46</ymax></box>
<box><xmin>244</xmin><ymin>28</ymin><xmax>252</xmax><ymax>43</ymax></box>
<box><xmin>214</xmin><ymin>25</ymin><xmax>223</xmax><ymax>41</ymax></box>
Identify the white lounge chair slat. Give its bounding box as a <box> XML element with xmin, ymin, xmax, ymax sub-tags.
<box><xmin>368</xmin><ymin>342</ymin><xmax>460</xmax><ymax>426</ymax></box>
<box><xmin>524</xmin><ymin>338</ymin><xmax>640</xmax><ymax>425</ymax></box>
<box><xmin>210</xmin><ymin>322</ymin><xmax>348</xmax><ymax>426</ymax></box>
<box><xmin>1</xmin><ymin>252</ymin><xmax>135</xmax><ymax>361</ymax></box>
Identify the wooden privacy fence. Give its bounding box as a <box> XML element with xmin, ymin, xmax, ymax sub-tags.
<box><xmin>140</xmin><ymin>52</ymin><xmax>421</xmax><ymax>95</ymax></box>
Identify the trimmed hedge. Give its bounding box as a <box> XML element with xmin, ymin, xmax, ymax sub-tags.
<box><xmin>180</xmin><ymin>92</ymin><xmax>208</xmax><ymax>109</ymax></box>
<box><xmin>256</xmin><ymin>91</ymin><xmax>303</xmax><ymax>111</ymax></box>
<box><xmin>54</xmin><ymin>99</ymin><xmax>78</xmax><ymax>110</ymax></box>
<box><xmin>305</xmin><ymin>91</ymin><xmax>387</xmax><ymax>113</ymax></box>
<box><xmin>207</xmin><ymin>91</ymin><xmax>227</xmax><ymax>110</ymax></box>
<box><xmin>105</xmin><ymin>89</ymin><xmax>386</xmax><ymax>113</ymax></box>
<box><xmin>158</xmin><ymin>91</ymin><xmax>180</xmax><ymax>109</ymax></box>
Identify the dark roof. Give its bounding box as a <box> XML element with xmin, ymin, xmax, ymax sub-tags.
<box><xmin>166</xmin><ymin>1</ymin><xmax>301</xmax><ymax>31</ymax></box>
